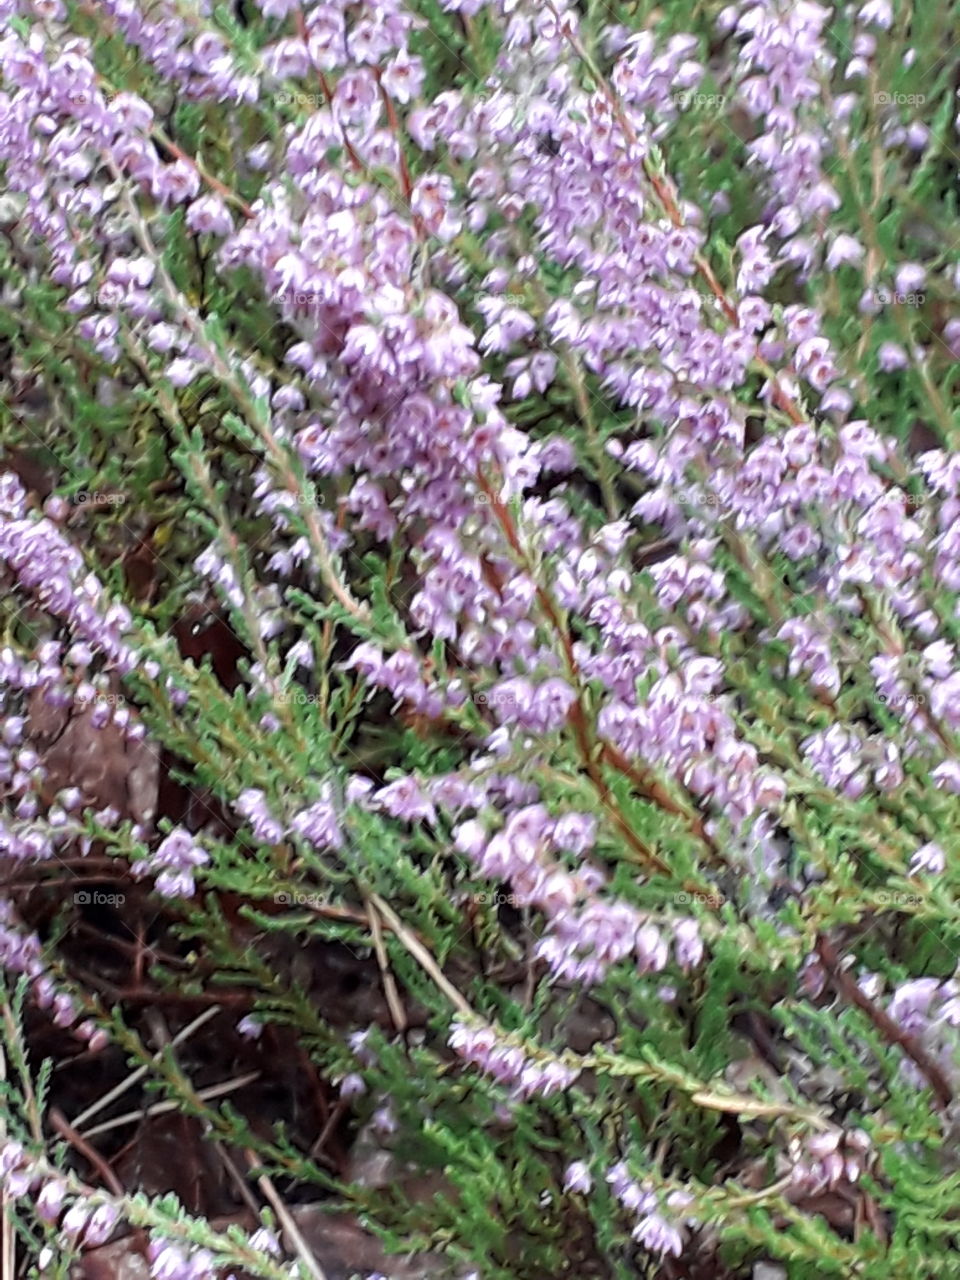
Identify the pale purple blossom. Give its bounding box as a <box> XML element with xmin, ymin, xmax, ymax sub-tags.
<box><xmin>909</xmin><ymin>842</ymin><xmax>945</xmax><ymax>876</ymax></box>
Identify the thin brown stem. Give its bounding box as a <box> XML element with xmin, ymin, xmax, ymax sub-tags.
<box><xmin>816</xmin><ymin>934</ymin><xmax>953</xmax><ymax>1109</ymax></box>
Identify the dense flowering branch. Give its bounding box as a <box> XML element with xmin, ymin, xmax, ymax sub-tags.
<box><xmin>0</xmin><ymin>0</ymin><xmax>958</xmax><ymax>1274</ymax></box>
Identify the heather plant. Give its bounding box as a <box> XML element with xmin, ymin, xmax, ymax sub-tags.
<box><xmin>1</xmin><ymin>0</ymin><xmax>960</xmax><ymax>1276</ymax></box>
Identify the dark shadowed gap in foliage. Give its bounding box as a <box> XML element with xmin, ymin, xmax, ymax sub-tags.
<box><xmin>155</xmin><ymin>607</ymin><xmax>249</xmax><ymax>838</ymax></box>
<box><xmin>1</xmin><ymin>445</ymin><xmax>57</xmax><ymax>500</ymax></box>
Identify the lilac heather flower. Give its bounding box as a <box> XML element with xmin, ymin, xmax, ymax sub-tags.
<box><xmin>153</xmin><ymin>867</ymin><xmax>197</xmax><ymax>899</ymax></box>
<box><xmin>411</xmin><ymin>172</ymin><xmax>461</xmax><ymax>241</ymax></box>
<box><xmin>632</xmin><ymin>1211</ymin><xmax>684</xmax><ymax>1257</ymax></box>
<box><xmin>778</xmin><ymin>617</ymin><xmax>842</xmax><ymax>697</ymax></box>
<box><xmin>372</xmin><ymin>1104</ymin><xmax>398</xmax><ymax>1135</ymax></box>
<box><xmin>0</xmin><ymin>902</ymin><xmax>45</xmax><ymax>978</ymax></box>
<box><xmin>515</xmin><ymin>1058</ymin><xmax>580</xmax><ymax>1099</ymax></box>
<box><xmin>166</xmin><ymin>357</ymin><xmax>201</xmax><ymax>387</ymax></box>
<box><xmin>185</xmin><ymin>194</ymin><xmax>233</xmax><ymax>236</ymax></box>
<box><xmin>348</xmin><ymin>1028</ymin><xmax>379</xmax><ymax>1067</ymax></box>
<box><xmin>942</xmin><ymin>318</ymin><xmax>960</xmax><ymax>359</ymax></box>
<box><xmin>802</xmin><ymin>725</ymin><xmax>869</xmax><ymax>798</ymax></box>
<box><xmin>736</xmin><ymin>227</ymin><xmax>777</xmax><ymax>293</ymax></box>
<box><xmin>606</xmin><ymin>1161</ymin><xmax>649</xmax><ymax>1208</ymax></box>
<box><xmin>888</xmin><ymin>978</ymin><xmax>943</xmax><ymax>1035</ymax></box>
<box><xmin>930</xmin><ymin>676</ymin><xmax>960</xmax><ymax>730</ymax></box>
<box><xmin>381</xmin><ymin>48</ymin><xmax>425</xmax><ymax>104</ymax></box>
<box><xmin>636</xmin><ymin>923</ymin><xmax>670</xmax><ymax>974</ymax></box>
<box><xmin>147</xmin><ymin>323</ymin><xmax>181</xmax><ymax>353</ymax></box>
<box><xmin>83</xmin><ymin>1201</ymin><xmax>122</xmax><ymax>1247</ymax></box>
<box><xmin>894</xmin><ymin>263</ymin><xmax>926</xmax><ymax>295</ymax></box>
<box><xmin>346</xmin><ymin>775</ymin><xmax>376</xmax><ymax>806</ymax></box>
<box><xmin>825</xmin><ymin>234</ymin><xmax>864</xmax><ymax>269</ymax></box>
<box><xmin>59</xmin><ymin>1199</ymin><xmax>93</xmax><ymax>1241</ymax></box>
<box><xmin>81</xmin><ymin>1024</ymin><xmax>111</xmax><ymax>1054</ymax></box>
<box><xmin>36</xmin><ymin>1178</ymin><xmax>70</xmax><ymax>1224</ymax></box>
<box><xmin>154</xmin><ymin>828</ymin><xmax>204</xmax><ymax>867</ymax></box>
<box><xmin>149</xmin><ymin>1242</ymin><xmax>198</xmax><ymax>1280</ymax></box>
<box><xmin>373</xmin><ymin>776</ymin><xmax>437</xmax><ymax>824</ymax></box>
<box><xmin>932</xmin><ymin>761</ymin><xmax>960</xmax><ymax>793</ymax></box>
<box><xmin>152</xmin><ymin>159</ymin><xmax>201</xmax><ymax>204</ymax></box>
<box><xmin>235</xmin><ymin>789</ymin><xmax>285</xmax><ymax>844</ymax></box>
<box><xmin>135</xmin><ymin>827</ymin><xmax>208</xmax><ymax>899</ymax></box>
<box><xmin>339</xmin><ymin>1072</ymin><xmax>367</xmax><ymax>1100</ymax></box>
<box><xmin>788</xmin><ymin>1128</ymin><xmax>872</xmax><ymax>1195</ymax></box>
<box><xmin>859</xmin><ymin>0</ymin><xmax>893</xmax><ymax>25</ymax></box>
<box><xmin>454</xmin><ymin>818</ymin><xmax>488</xmax><ymax>861</ymax></box>
<box><xmin>257</xmin><ymin>0</ymin><xmax>299</xmax><ymax>16</ymax></box>
<box><xmin>0</xmin><ymin>477</ymin><xmax>135</xmax><ymax>670</ymax></box>
<box><xmin>263</xmin><ymin>36</ymin><xmax>311</xmax><ymax>79</ymax></box>
<box><xmin>291</xmin><ymin>794</ymin><xmax>343</xmax><ymax>849</ymax></box>
<box><xmin>507</xmin><ymin>353</ymin><xmax>558</xmax><ymax>400</ymax></box>
<box><xmin>536</xmin><ymin>900</ymin><xmax>651</xmax><ymax>985</ymax></box>
<box><xmin>606</xmin><ymin>1161</ymin><xmax>692</xmax><ymax>1257</ymax></box>
<box><xmin>0</xmin><ymin>1141</ymin><xmax>24</xmax><ymax>1181</ymax></box>
<box><xmin>249</xmin><ymin>1227</ymin><xmax>282</xmax><ymax>1257</ymax></box>
<box><xmin>909</xmin><ymin>842</ymin><xmax>945</xmax><ymax>876</ymax></box>
<box><xmin>489</xmin><ymin>676</ymin><xmax>577</xmax><ymax>734</ymax></box>
<box><xmin>564</xmin><ymin>1161</ymin><xmax>593</xmax><ymax>1194</ymax></box>
<box><xmin>878</xmin><ymin>341</ymin><xmax>909</xmax><ymax>372</ymax></box>
<box><xmin>551</xmin><ymin>811</ymin><xmax>597</xmax><ymax>855</ymax></box>
<box><xmin>673</xmin><ymin>919</ymin><xmax>703</xmax><ymax>970</ymax></box>
<box><xmin>449</xmin><ymin>1019</ymin><xmax>578</xmax><ymax>1099</ymax></box>
<box><xmin>450</xmin><ymin>1021</ymin><xmax>512</xmax><ymax>1074</ymax></box>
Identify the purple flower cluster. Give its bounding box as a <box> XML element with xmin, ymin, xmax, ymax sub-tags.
<box><xmin>0</xmin><ymin>625</ymin><xmax>153</xmax><ymax>865</ymax></box>
<box><xmin>97</xmin><ymin>0</ymin><xmax>258</xmax><ymax>104</ymax></box>
<box><xmin>0</xmin><ymin>1141</ymin><xmax>289</xmax><ymax>1277</ymax></box>
<box><xmin>786</xmin><ymin>1127</ymin><xmax>873</xmax><ymax>1197</ymax></box>
<box><xmin>885</xmin><ymin>977</ymin><xmax>960</xmax><ymax>1092</ymax></box>
<box><xmin>452</xmin><ymin>803</ymin><xmax>702</xmax><ymax>984</ymax></box>
<box><xmin>0</xmin><ymin>476</ymin><xmax>134</xmax><ymax>672</ymax></box>
<box><xmin>133</xmin><ymin>827</ymin><xmax>209</xmax><ymax>898</ymax></box>
<box><xmin>0</xmin><ymin>17</ymin><xmax>247</xmax><ymax>389</ymax></box>
<box><xmin>235</xmin><ymin>785</ymin><xmax>343</xmax><ymax>852</ymax></box>
<box><xmin>6</xmin><ymin>0</ymin><xmax>954</xmax><ymax>948</ymax></box>
<box><xmin>147</xmin><ymin>1240</ymin><xmax>222</xmax><ymax>1280</ymax></box>
<box><xmin>448</xmin><ymin>1019</ymin><xmax>580</xmax><ymax>1099</ymax></box>
<box><xmin>0</xmin><ymin>898</ymin><xmax>108</xmax><ymax>1051</ymax></box>
<box><xmin>725</xmin><ymin>1</ymin><xmax>837</xmax><ymax>272</ymax></box>
<box><xmin>1</xmin><ymin>1143</ymin><xmax>119</xmax><ymax>1246</ymax></box>
<box><xmin>605</xmin><ymin>1161</ymin><xmax>694</xmax><ymax>1259</ymax></box>
<box><xmin>0</xmin><ymin>0</ymin><xmax>959</xmax><ymax>1271</ymax></box>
